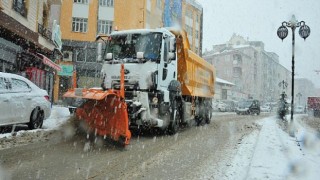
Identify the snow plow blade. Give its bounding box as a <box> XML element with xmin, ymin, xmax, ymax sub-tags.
<box><xmin>63</xmin><ymin>88</ymin><xmax>131</xmax><ymax>146</ymax></box>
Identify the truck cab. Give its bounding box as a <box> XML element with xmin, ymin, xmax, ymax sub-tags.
<box><xmin>98</xmin><ymin>28</ymin><xmax>178</xmax><ymax>130</ymax></box>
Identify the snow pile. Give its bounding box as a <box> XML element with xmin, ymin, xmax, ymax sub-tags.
<box><xmin>43</xmin><ymin>106</ymin><xmax>71</xmax><ymax>129</ymax></box>
<box><xmin>225</xmin><ymin>115</ymin><xmax>320</xmax><ymax>180</ymax></box>
<box><xmin>0</xmin><ymin>106</ymin><xmax>71</xmax><ymax>149</ymax></box>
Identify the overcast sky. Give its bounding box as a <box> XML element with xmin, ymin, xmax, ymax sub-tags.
<box><xmin>197</xmin><ymin>0</ymin><xmax>320</xmax><ymax>88</ymax></box>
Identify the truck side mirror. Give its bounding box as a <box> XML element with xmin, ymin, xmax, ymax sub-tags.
<box><xmin>137</xmin><ymin>52</ymin><xmax>144</xmax><ymax>59</ymax></box>
<box><xmin>169</xmin><ymin>37</ymin><xmax>176</xmax><ymax>52</ymax></box>
<box><xmin>106</xmin><ymin>53</ymin><xmax>113</xmax><ymax>60</ymax></box>
<box><xmin>97</xmin><ymin>42</ymin><xmax>102</xmax><ymax>62</ymax></box>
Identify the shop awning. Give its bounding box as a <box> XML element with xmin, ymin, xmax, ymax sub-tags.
<box><xmin>37</xmin><ymin>53</ymin><xmax>61</xmax><ymax>71</ymax></box>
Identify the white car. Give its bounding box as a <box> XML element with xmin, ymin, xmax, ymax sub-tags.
<box><xmin>261</xmin><ymin>105</ymin><xmax>271</xmax><ymax>112</ymax></box>
<box><xmin>217</xmin><ymin>101</ymin><xmax>227</xmax><ymax>112</ymax></box>
<box><xmin>294</xmin><ymin>106</ymin><xmax>305</xmax><ymax>114</ymax></box>
<box><xmin>0</xmin><ymin>72</ymin><xmax>51</xmax><ymax>129</ymax></box>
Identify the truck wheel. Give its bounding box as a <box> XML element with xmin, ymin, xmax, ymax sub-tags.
<box><xmin>168</xmin><ymin>109</ymin><xmax>179</xmax><ymax>135</ymax></box>
<box><xmin>168</xmin><ymin>101</ymin><xmax>180</xmax><ymax>135</ymax></box>
<box><xmin>205</xmin><ymin>110</ymin><xmax>212</xmax><ymax>124</ymax></box>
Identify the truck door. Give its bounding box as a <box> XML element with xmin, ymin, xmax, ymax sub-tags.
<box><xmin>158</xmin><ymin>37</ymin><xmax>176</xmax><ymax>89</ymax></box>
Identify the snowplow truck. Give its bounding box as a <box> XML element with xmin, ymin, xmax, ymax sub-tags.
<box><xmin>63</xmin><ymin>28</ymin><xmax>215</xmax><ymax>145</ymax></box>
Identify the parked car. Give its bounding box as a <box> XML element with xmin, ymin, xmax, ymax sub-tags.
<box><xmin>236</xmin><ymin>99</ymin><xmax>260</xmax><ymax>115</ymax></box>
<box><xmin>221</xmin><ymin>100</ymin><xmax>237</xmax><ymax>112</ymax></box>
<box><xmin>294</xmin><ymin>105</ymin><xmax>305</xmax><ymax>114</ymax></box>
<box><xmin>217</xmin><ymin>101</ymin><xmax>227</xmax><ymax>112</ymax></box>
<box><xmin>260</xmin><ymin>104</ymin><xmax>271</xmax><ymax>112</ymax></box>
<box><xmin>0</xmin><ymin>72</ymin><xmax>51</xmax><ymax>129</ymax></box>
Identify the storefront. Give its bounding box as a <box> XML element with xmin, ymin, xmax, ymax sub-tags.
<box><xmin>16</xmin><ymin>51</ymin><xmax>61</xmax><ymax>102</ymax></box>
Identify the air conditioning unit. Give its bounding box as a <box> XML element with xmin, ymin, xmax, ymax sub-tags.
<box><xmin>63</xmin><ymin>51</ymin><xmax>73</xmax><ymax>61</ymax></box>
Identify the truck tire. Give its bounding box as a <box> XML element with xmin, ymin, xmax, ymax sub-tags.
<box><xmin>168</xmin><ymin>101</ymin><xmax>180</xmax><ymax>135</ymax></box>
<box><xmin>205</xmin><ymin>110</ymin><xmax>212</xmax><ymax>124</ymax></box>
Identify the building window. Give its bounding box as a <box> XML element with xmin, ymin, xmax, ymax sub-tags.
<box><xmin>222</xmin><ymin>89</ymin><xmax>227</xmax><ymax>99</ymax></box>
<box><xmin>74</xmin><ymin>0</ymin><xmax>88</xmax><ymax>4</ymax></box>
<box><xmin>12</xmin><ymin>0</ymin><xmax>28</xmax><ymax>17</ymax></box>
<box><xmin>72</xmin><ymin>18</ymin><xmax>88</xmax><ymax>32</ymax></box>
<box><xmin>233</xmin><ymin>54</ymin><xmax>242</xmax><ymax>65</ymax></box>
<box><xmin>156</xmin><ymin>0</ymin><xmax>162</xmax><ymax>9</ymax></box>
<box><xmin>97</xmin><ymin>20</ymin><xmax>113</xmax><ymax>35</ymax></box>
<box><xmin>185</xmin><ymin>25</ymin><xmax>193</xmax><ymax>36</ymax></box>
<box><xmin>86</xmin><ymin>49</ymin><xmax>97</xmax><ymax>62</ymax></box>
<box><xmin>99</xmin><ymin>0</ymin><xmax>114</xmax><ymax>7</ymax></box>
<box><xmin>76</xmin><ymin>49</ymin><xmax>85</xmax><ymax>62</ymax></box>
<box><xmin>233</xmin><ymin>67</ymin><xmax>242</xmax><ymax>78</ymax></box>
<box><xmin>186</xmin><ymin>9</ymin><xmax>193</xmax><ymax>18</ymax></box>
<box><xmin>75</xmin><ymin>49</ymin><xmax>97</xmax><ymax>62</ymax></box>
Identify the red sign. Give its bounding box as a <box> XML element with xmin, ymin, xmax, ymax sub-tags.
<box><xmin>37</xmin><ymin>53</ymin><xmax>61</xmax><ymax>71</ymax></box>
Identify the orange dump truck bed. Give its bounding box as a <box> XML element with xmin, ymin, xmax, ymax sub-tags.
<box><xmin>170</xmin><ymin>29</ymin><xmax>215</xmax><ymax>98</ymax></box>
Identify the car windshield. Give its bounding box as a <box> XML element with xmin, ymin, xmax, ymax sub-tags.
<box><xmin>106</xmin><ymin>32</ymin><xmax>162</xmax><ymax>62</ymax></box>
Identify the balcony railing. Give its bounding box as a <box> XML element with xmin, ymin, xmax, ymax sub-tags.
<box><xmin>38</xmin><ymin>23</ymin><xmax>54</xmax><ymax>44</ymax></box>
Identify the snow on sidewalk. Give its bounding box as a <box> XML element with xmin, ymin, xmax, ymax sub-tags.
<box><xmin>43</xmin><ymin>106</ymin><xmax>71</xmax><ymax>129</ymax></box>
<box><xmin>0</xmin><ymin>106</ymin><xmax>71</xmax><ymax>139</ymax></box>
<box><xmin>226</xmin><ymin>116</ymin><xmax>320</xmax><ymax>180</ymax></box>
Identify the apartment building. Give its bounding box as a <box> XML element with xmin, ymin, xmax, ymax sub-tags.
<box><xmin>0</xmin><ymin>0</ymin><xmax>62</xmax><ymax>102</ymax></box>
<box><xmin>203</xmin><ymin>34</ymin><xmax>292</xmax><ymax>102</ymax></box>
<box><xmin>182</xmin><ymin>0</ymin><xmax>203</xmax><ymax>55</ymax></box>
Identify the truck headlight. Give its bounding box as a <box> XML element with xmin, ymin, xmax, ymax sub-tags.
<box><xmin>152</xmin><ymin>97</ymin><xmax>158</xmax><ymax>104</ymax></box>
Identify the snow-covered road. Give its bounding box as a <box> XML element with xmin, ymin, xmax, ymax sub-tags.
<box><xmin>0</xmin><ymin>107</ymin><xmax>319</xmax><ymax>179</ymax></box>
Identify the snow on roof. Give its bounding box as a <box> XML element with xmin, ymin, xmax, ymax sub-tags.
<box><xmin>232</xmin><ymin>44</ymin><xmax>250</xmax><ymax>49</ymax></box>
<box><xmin>216</xmin><ymin>77</ymin><xmax>235</xmax><ymax>86</ymax></box>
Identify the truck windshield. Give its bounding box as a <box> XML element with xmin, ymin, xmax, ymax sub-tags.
<box><xmin>239</xmin><ymin>100</ymin><xmax>253</xmax><ymax>108</ymax></box>
<box><xmin>106</xmin><ymin>32</ymin><xmax>162</xmax><ymax>62</ymax></box>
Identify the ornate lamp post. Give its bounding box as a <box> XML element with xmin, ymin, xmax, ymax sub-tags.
<box><xmin>278</xmin><ymin>80</ymin><xmax>288</xmax><ymax>90</ymax></box>
<box><xmin>277</xmin><ymin>15</ymin><xmax>310</xmax><ymax>123</ymax></box>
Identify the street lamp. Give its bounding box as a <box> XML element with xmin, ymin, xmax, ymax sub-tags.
<box><xmin>277</xmin><ymin>15</ymin><xmax>310</xmax><ymax>123</ymax></box>
<box><xmin>278</xmin><ymin>80</ymin><xmax>288</xmax><ymax>90</ymax></box>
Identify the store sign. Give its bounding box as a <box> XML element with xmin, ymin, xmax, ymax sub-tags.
<box><xmin>52</xmin><ymin>20</ymin><xmax>62</xmax><ymax>51</ymax></box>
<box><xmin>58</xmin><ymin>65</ymin><xmax>73</xmax><ymax>76</ymax></box>
<box><xmin>37</xmin><ymin>53</ymin><xmax>61</xmax><ymax>71</ymax></box>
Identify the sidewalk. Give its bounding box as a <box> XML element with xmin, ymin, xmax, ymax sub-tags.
<box><xmin>226</xmin><ymin>115</ymin><xmax>320</xmax><ymax>179</ymax></box>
